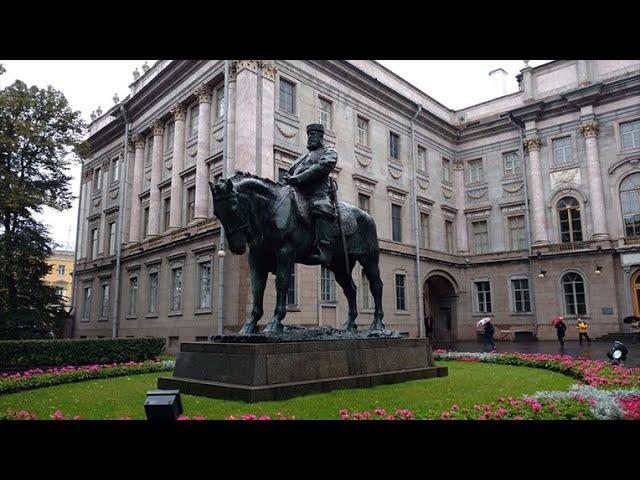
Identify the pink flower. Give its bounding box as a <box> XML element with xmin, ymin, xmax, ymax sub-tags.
<box><xmin>258</xmin><ymin>416</ymin><xmax>271</xmax><ymax>421</ymax></box>
<box><xmin>225</xmin><ymin>415</ymin><xmax>237</xmax><ymax>420</ymax></box>
<box><xmin>441</xmin><ymin>412</ymin><xmax>451</xmax><ymax>419</ymax></box>
<box><xmin>192</xmin><ymin>416</ymin><xmax>207</xmax><ymax>421</ymax></box>
<box><xmin>375</xmin><ymin>409</ymin><xmax>386</xmax><ymax>416</ymax></box>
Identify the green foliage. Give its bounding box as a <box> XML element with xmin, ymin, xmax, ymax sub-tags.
<box><xmin>0</xmin><ymin>337</ymin><xmax>166</xmax><ymax>369</ymax></box>
<box><xmin>0</xmin><ymin>75</ymin><xmax>85</xmax><ymax>338</ymax></box>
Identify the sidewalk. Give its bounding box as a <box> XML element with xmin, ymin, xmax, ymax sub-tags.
<box><xmin>431</xmin><ymin>339</ymin><xmax>640</xmax><ymax>368</ymax></box>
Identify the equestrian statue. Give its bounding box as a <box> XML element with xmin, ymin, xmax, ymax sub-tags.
<box><xmin>210</xmin><ymin>123</ymin><xmax>384</xmax><ymax>334</ymax></box>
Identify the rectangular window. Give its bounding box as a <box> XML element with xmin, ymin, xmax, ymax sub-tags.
<box><xmin>357</xmin><ymin>116</ymin><xmax>369</xmax><ymax>146</ymax></box>
<box><xmin>503</xmin><ymin>151</ymin><xmax>520</xmax><ymax>176</ymax></box>
<box><xmin>475</xmin><ymin>281</ymin><xmax>492</xmax><ymax>313</ymax></box>
<box><xmin>361</xmin><ymin>270</ymin><xmax>373</xmax><ymax>309</ymax></box>
<box><xmin>358</xmin><ymin>193</ymin><xmax>370</xmax><ymax>214</ymax></box>
<box><xmin>511</xmin><ymin>279</ymin><xmax>531</xmax><ymax>313</ymax></box>
<box><xmin>390</xmin><ymin>132</ymin><xmax>400</xmax><ymax>160</ymax></box>
<box><xmin>215</xmin><ymin>87</ymin><xmax>225</xmax><ymax>119</ymax></box>
<box><xmin>321</xmin><ymin>266</ymin><xmax>336</xmax><ymax>302</ymax></box>
<box><xmin>279</xmin><ymin>79</ymin><xmax>295</xmax><ymax>114</ymax></box>
<box><xmin>318</xmin><ymin>97</ymin><xmax>332</xmax><ymax>130</ymax></box>
<box><xmin>186</xmin><ymin>187</ymin><xmax>196</xmax><ymax>223</ymax></box>
<box><xmin>128</xmin><ymin>277</ymin><xmax>138</xmax><ymax>316</ymax></box>
<box><xmin>442</xmin><ymin>158</ymin><xmax>451</xmax><ymax>183</ymax></box>
<box><xmin>145</xmin><ymin>136</ymin><xmax>154</xmax><ymax>166</ymax></box>
<box><xmin>148</xmin><ymin>272</ymin><xmax>159</xmax><ymax>314</ymax></box>
<box><xmin>93</xmin><ymin>167</ymin><xmax>102</xmax><ymax>192</ymax></box>
<box><xmin>101</xmin><ymin>283</ymin><xmax>110</xmax><ymax>318</ymax></box>
<box><xmin>391</xmin><ymin>204</ymin><xmax>402</xmax><ymax>242</ymax></box>
<box><xmin>198</xmin><ymin>261</ymin><xmax>212</xmax><ymax>309</ymax></box>
<box><xmin>108</xmin><ymin>221</ymin><xmax>116</xmax><ymax>256</ymax></box>
<box><xmin>395</xmin><ymin>274</ymin><xmax>406</xmax><ymax>311</ymax></box>
<box><xmin>57</xmin><ymin>265</ymin><xmax>65</xmax><ymax>276</ymax></box>
<box><xmin>170</xmin><ymin>267</ymin><xmax>183</xmax><ymax>312</ymax></box>
<box><xmin>110</xmin><ymin>157</ymin><xmax>120</xmax><ymax>183</ymax></box>
<box><xmin>445</xmin><ymin>220</ymin><xmax>454</xmax><ymax>254</ymax></box>
<box><xmin>142</xmin><ymin>207</ymin><xmax>150</xmax><ymax>238</ymax></box>
<box><xmin>553</xmin><ymin>137</ymin><xmax>573</xmax><ymax>164</ymax></box>
<box><xmin>163</xmin><ymin>198</ymin><xmax>171</xmax><ymax>231</ymax></box>
<box><xmin>420</xmin><ymin>212</ymin><xmax>429</xmax><ymax>249</ymax></box>
<box><xmin>417</xmin><ymin>146</ymin><xmax>427</xmax><ymax>172</ymax></box>
<box><xmin>189</xmin><ymin>104</ymin><xmax>199</xmax><ymax>138</ymax></box>
<box><xmin>509</xmin><ymin>215</ymin><xmax>526</xmax><ymax>250</ymax></box>
<box><xmin>467</xmin><ymin>159</ymin><xmax>484</xmax><ymax>183</ymax></box>
<box><xmin>82</xmin><ymin>286</ymin><xmax>91</xmax><ymax>319</ymax></box>
<box><xmin>164</xmin><ymin>122</ymin><xmax>175</xmax><ymax>153</ymax></box>
<box><xmin>91</xmin><ymin>228</ymin><xmax>99</xmax><ymax>259</ymax></box>
<box><xmin>55</xmin><ymin>287</ymin><xmax>65</xmax><ymax>299</ymax></box>
<box><xmin>621</xmin><ymin>119</ymin><xmax>640</xmax><ymax>150</ymax></box>
<box><xmin>473</xmin><ymin>220</ymin><xmax>489</xmax><ymax>254</ymax></box>
<box><xmin>287</xmin><ymin>267</ymin><xmax>296</xmax><ymax>306</ymax></box>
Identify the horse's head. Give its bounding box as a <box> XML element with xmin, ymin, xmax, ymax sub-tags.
<box><xmin>210</xmin><ymin>178</ymin><xmax>248</xmax><ymax>255</ymax></box>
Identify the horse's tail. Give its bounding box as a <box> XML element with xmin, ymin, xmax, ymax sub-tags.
<box><xmin>350</xmin><ymin>211</ymin><xmax>380</xmax><ymax>258</ymax></box>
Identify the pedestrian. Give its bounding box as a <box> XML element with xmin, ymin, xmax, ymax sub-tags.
<box><xmin>555</xmin><ymin>318</ymin><xmax>567</xmax><ymax>347</ymax></box>
<box><xmin>631</xmin><ymin>319</ymin><xmax>640</xmax><ymax>344</ymax></box>
<box><xmin>576</xmin><ymin>318</ymin><xmax>591</xmax><ymax>345</ymax></box>
<box><xmin>484</xmin><ymin>320</ymin><xmax>496</xmax><ymax>351</ymax></box>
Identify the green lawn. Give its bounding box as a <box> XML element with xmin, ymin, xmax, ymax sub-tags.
<box><xmin>0</xmin><ymin>361</ymin><xmax>575</xmax><ymax>420</ymax></box>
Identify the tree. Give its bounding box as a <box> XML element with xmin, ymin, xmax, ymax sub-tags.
<box><xmin>0</xmin><ymin>77</ymin><xmax>85</xmax><ymax>339</ymax></box>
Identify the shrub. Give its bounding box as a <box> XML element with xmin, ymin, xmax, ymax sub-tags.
<box><xmin>0</xmin><ymin>337</ymin><xmax>166</xmax><ymax>369</ymax></box>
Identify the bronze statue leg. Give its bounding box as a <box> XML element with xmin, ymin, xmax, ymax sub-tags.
<box><xmin>239</xmin><ymin>250</ymin><xmax>268</xmax><ymax>335</ymax></box>
<box><xmin>361</xmin><ymin>255</ymin><xmax>385</xmax><ymax>331</ymax></box>
<box><xmin>332</xmin><ymin>265</ymin><xmax>358</xmax><ymax>332</ymax></box>
<box><xmin>263</xmin><ymin>246</ymin><xmax>295</xmax><ymax>334</ymax></box>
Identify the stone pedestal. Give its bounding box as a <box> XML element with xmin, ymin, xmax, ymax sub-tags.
<box><xmin>158</xmin><ymin>337</ymin><xmax>447</xmax><ymax>402</ymax></box>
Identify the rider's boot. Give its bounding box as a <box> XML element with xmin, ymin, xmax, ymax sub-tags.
<box><xmin>307</xmin><ymin>217</ymin><xmax>333</xmax><ymax>265</ymax></box>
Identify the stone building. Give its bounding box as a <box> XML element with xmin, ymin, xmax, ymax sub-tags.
<box><xmin>72</xmin><ymin>60</ymin><xmax>640</xmax><ymax>349</ymax></box>
<box><xmin>45</xmin><ymin>249</ymin><xmax>75</xmax><ymax>308</ymax></box>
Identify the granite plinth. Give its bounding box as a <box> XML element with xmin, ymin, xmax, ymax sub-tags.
<box><xmin>158</xmin><ymin>337</ymin><xmax>447</xmax><ymax>402</ymax></box>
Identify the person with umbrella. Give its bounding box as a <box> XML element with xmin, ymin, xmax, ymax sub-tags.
<box><xmin>576</xmin><ymin>318</ymin><xmax>591</xmax><ymax>345</ymax></box>
<box><xmin>552</xmin><ymin>316</ymin><xmax>567</xmax><ymax>348</ymax></box>
<box><xmin>477</xmin><ymin>317</ymin><xmax>495</xmax><ymax>351</ymax></box>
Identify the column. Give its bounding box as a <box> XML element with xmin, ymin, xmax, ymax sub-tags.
<box><xmin>98</xmin><ymin>159</ymin><xmax>110</xmax><ymax>254</ymax></box>
<box><xmin>623</xmin><ymin>266</ymin><xmax>633</xmax><ymax>318</ymax></box>
<box><xmin>524</xmin><ymin>136</ymin><xmax>549</xmax><ymax>244</ymax></box>
<box><xmin>233</xmin><ymin>60</ymin><xmax>258</xmax><ymax>173</ymax></box>
<box><xmin>122</xmin><ymin>140</ymin><xmax>135</xmax><ymax>244</ymax></box>
<box><xmin>453</xmin><ymin>159</ymin><xmax>468</xmax><ymax>253</ymax></box>
<box><xmin>128</xmin><ymin>134</ymin><xmax>145</xmax><ymax>243</ymax></box>
<box><xmin>78</xmin><ymin>169</ymin><xmax>92</xmax><ymax>258</ymax></box>
<box><xmin>169</xmin><ymin>104</ymin><xmax>186</xmax><ymax>229</ymax></box>
<box><xmin>148</xmin><ymin>119</ymin><xmax>164</xmax><ymax>236</ymax></box>
<box><xmin>580</xmin><ymin>121</ymin><xmax>609</xmax><ymax>239</ymax></box>
<box><xmin>194</xmin><ymin>84</ymin><xmax>212</xmax><ymax>220</ymax></box>
<box><xmin>227</xmin><ymin>66</ymin><xmax>237</xmax><ymax>173</ymax></box>
<box><xmin>259</xmin><ymin>60</ymin><xmax>276</xmax><ymax>179</ymax></box>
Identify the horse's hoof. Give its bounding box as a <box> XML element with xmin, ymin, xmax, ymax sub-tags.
<box><xmin>344</xmin><ymin>323</ymin><xmax>358</xmax><ymax>333</ymax></box>
<box><xmin>262</xmin><ymin>321</ymin><xmax>283</xmax><ymax>334</ymax></box>
<box><xmin>238</xmin><ymin>323</ymin><xmax>258</xmax><ymax>335</ymax></box>
<box><xmin>369</xmin><ymin>321</ymin><xmax>386</xmax><ymax>331</ymax></box>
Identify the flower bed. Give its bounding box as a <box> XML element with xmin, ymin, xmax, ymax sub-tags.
<box><xmin>0</xmin><ymin>360</ymin><xmax>175</xmax><ymax>395</ymax></box>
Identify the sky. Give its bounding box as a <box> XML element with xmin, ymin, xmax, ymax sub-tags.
<box><xmin>0</xmin><ymin>59</ymin><xmax>551</xmax><ymax>250</ymax></box>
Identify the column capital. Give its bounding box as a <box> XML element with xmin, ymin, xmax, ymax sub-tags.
<box><xmin>82</xmin><ymin>168</ymin><xmax>94</xmax><ymax>182</ymax></box>
<box><xmin>258</xmin><ymin>60</ymin><xmax>277</xmax><ymax>80</ymax></box>
<box><xmin>233</xmin><ymin>60</ymin><xmax>258</xmax><ymax>75</ymax></box>
<box><xmin>132</xmin><ymin>133</ymin><xmax>146</xmax><ymax>148</ymax></box>
<box><xmin>523</xmin><ymin>136</ymin><xmax>541</xmax><ymax>152</ymax></box>
<box><xmin>171</xmin><ymin>103</ymin><xmax>187</xmax><ymax>121</ymax></box>
<box><xmin>452</xmin><ymin>159</ymin><xmax>464</xmax><ymax>171</ymax></box>
<box><xmin>150</xmin><ymin>118</ymin><xmax>164</xmax><ymax>136</ymax></box>
<box><xmin>579</xmin><ymin>122</ymin><xmax>599</xmax><ymax>138</ymax></box>
<box><xmin>194</xmin><ymin>84</ymin><xmax>212</xmax><ymax>104</ymax></box>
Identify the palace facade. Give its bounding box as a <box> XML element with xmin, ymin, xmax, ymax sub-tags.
<box><xmin>72</xmin><ymin>60</ymin><xmax>640</xmax><ymax>350</ymax></box>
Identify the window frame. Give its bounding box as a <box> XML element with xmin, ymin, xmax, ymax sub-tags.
<box><xmin>510</xmin><ymin>277</ymin><xmax>531</xmax><ymax>313</ymax></box>
<box><xmin>473</xmin><ymin>279</ymin><xmax>492</xmax><ymax>314</ymax></box>
<box><xmin>620</xmin><ymin>172</ymin><xmax>640</xmax><ymax>237</ymax></box>
<box><xmin>395</xmin><ymin>273</ymin><xmax>407</xmax><ymax>312</ymax></box>
<box><xmin>560</xmin><ymin>271</ymin><xmax>588</xmax><ymax>317</ymax></box>
<box><xmin>552</xmin><ymin>136</ymin><xmax>574</xmax><ymax>165</ymax></box>
<box><xmin>502</xmin><ymin>150</ymin><xmax>521</xmax><ymax>177</ymax></box>
<box><xmin>389</xmin><ymin>132</ymin><xmax>400</xmax><ymax>161</ymax></box>
<box><xmin>278</xmin><ymin>78</ymin><xmax>296</xmax><ymax>115</ymax></box>
<box><xmin>391</xmin><ymin>203</ymin><xmax>403</xmax><ymax>242</ymax></box>
<box><xmin>467</xmin><ymin>158</ymin><xmax>485</xmax><ymax>184</ymax></box>
<box><xmin>557</xmin><ymin>196</ymin><xmax>583</xmax><ymax>243</ymax></box>
<box><xmin>356</xmin><ymin>115</ymin><xmax>369</xmax><ymax>147</ymax></box>
<box><xmin>471</xmin><ymin>220</ymin><xmax>490</xmax><ymax>254</ymax></box>
<box><xmin>318</xmin><ymin>96</ymin><xmax>332</xmax><ymax>131</ymax></box>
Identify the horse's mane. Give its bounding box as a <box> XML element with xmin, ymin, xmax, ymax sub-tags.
<box><xmin>228</xmin><ymin>170</ymin><xmax>281</xmax><ymax>188</ymax></box>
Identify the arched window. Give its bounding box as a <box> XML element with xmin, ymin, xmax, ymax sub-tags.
<box><xmin>620</xmin><ymin>173</ymin><xmax>640</xmax><ymax>237</ymax></box>
<box><xmin>562</xmin><ymin>272</ymin><xmax>586</xmax><ymax>315</ymax></box>
<box><xmin>557</xmin><ymin>197</ymin><xmax>582</xmax><ymax>243</ymax></box>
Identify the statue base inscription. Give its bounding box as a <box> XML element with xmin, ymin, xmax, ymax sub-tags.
<box><xmin>158</xmin><ymin>336</ymin><xmax>448</xmax><ymax>402</ymax></box>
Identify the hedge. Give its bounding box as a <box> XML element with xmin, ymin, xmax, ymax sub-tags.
<box><xmin>0</xmin><ymin>338</ymin><xmax>166</xmax><ymax>369</ymax></box>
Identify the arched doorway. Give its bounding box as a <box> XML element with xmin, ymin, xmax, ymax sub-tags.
<box><xmin>423</xmin><ymin>273</ymin><xmax>458</xmax><ymax>342</ymax></box>
<box><xmin>631</xmin><ymin>269</ymin><xmax>640</xmax><ymax>317</ymax></box>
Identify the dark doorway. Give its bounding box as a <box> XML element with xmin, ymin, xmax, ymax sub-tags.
<box><xmin>424</xmin><ymin>275</ymin><xmax>457</xmax><ymax>342</ymax></box>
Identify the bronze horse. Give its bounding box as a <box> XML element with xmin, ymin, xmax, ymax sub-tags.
<box><xmin>210</xmin><ymin>171</ymin><xmax>385</xmax><ymax>334</ymax></box>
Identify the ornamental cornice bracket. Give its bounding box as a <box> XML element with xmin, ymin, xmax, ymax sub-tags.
<box><xmin>579</xmin><ymin>122</ymin><xmax>598</xmax><ymax>138</ymax></box>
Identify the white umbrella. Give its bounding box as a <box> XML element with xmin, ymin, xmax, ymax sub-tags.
<box><xmin>476</xmin><ymin>317</ymin><xmax>491</xmax><ymax>327</ymax></box>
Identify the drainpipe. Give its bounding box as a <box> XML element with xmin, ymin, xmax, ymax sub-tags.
<box><xmin>216</xmin><ymin>60</ymin><xmax>230</xmax><ymax>335</ymax></box>
<box><xmin>112</xmin><ymin>104</ymin><xmax>131</xmax><ymax>338</ymax></box>
<box><xmin>509</xmin><ymin>114</ymin><xmax>538</xmax><ymax>336</ymax></box>
<box><xmin>410</xmin><ymin>104</ymin><xmax>425</xmax><ymax>338</ymax></box>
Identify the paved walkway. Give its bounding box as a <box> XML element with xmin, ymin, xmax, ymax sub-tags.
<box><xmin>431</xmin><ymin>339</ymin><xmax>640</xmax><ymax>368</ymax></box>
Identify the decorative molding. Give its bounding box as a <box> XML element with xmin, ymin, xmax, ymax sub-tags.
<box><xmin>352</xmin><ymin>173</ymin><xmax>378</xmax><ymax>194</ymax></box>
<box><xmin>355</xmin><ymin>153</ymin><xmax>371</xmax><ymax>167</ymax></box>
<box><xmin>440</xmin><ymin>204</ymin><xmax>458</xmax><ymax>216</ymax></box>
<box><xmin>388</xmin><ymin>166</ymin><xmax>403</xmax><ymax>179</ymax></box>
<box><xmin>550</xmin><ymin>167</ymin><xmax>581</xmax><ymax>190</ymax></box>
<box><xmin>194</xmin><ymin>84</ymin><xmax>212</xmax><ymax>104</ymax></box>
<box><xmin>579</xmin><ymin>121</ymin><xmax>599</xmax><ymax>138</ymax></box>
<box><xmin>417</xmin><ymin>178</ymin><xmax>429</xmax><ymax>190</ymax></box>
<box><xmin>151</xmin><ymin>118</ymin><xmax>164</xmax><ymax>136</ymax></box>
<box><xmin>109</xmin><ymin>189</ymin><xmax>119</xmax><ymax>199</ymax></box>
<box><xmin>452</xmin><ymin>159</ymin><xmax>464</xmax><ymax>171</ymax></box>
<box><xmin>417</xmin><ymin>195</ymin><xmax>434</xmax><ymax>212</ymax></box>
<box><xmin>503</xmin><ymin>182</ymin><xmax>524</xmax><ymax>194</ymax></box>
<box><xmin>442</xmin><ymin>186</ymin><xmax>453</xmax><ymax>199</ymax></box>
<box><xmin>171</xmin><ymin>103</ymin><xmax>187</xmax><ymax>121</ymax></box>
<box><xmin>467</xmin><ymin>188</ymin><xmax>487</xmax><ymax>200</ymax></box>
<box><xmin>465</xmin><ymin>206</ymin><xmax>492</xmax><ymax>218</ymax></box>
<box><xmin>386</xmin><ymin>185</ymin><xmax>409</xmax><ymax>204</ymax></box>
<box><xmin>83</xmin><ymin>169</ymin><xmax>94</xmax><ymax>181</ymax></box>
<box><xmin>607</xmin><ymin>155</ymin><xmax>640</xmax><ymax>175</ymax></box>
<box><xmin>259</xmin><ymin>60</ymin><xmax>277</xmax><ymax>80</ymax></box>
<box><xmin>187</xmin><ymin>146</ymin><xmax>198</xmax><ymax>158</ymax></box>
<box><xmin>93</xmin><ymin>197</ymin><xmax>101</xmax><ymax>208</ymax></box>
<box><xmin>214</xmin><ymin>131</ymin><xmax>224</xmax><ymax>142</ymax></box>
<box><xmin>276</xmin><ymin>121</ymin><xmax>297</xmax><ymax>139</ymax></box>
<box><xmin>523</xmin><ymin>136</ymin><xmax>541</xmax><ymax>152</ymax></box>
<box><xmin>547</xmin><ymin>185</ymin><xmax>589</xmax><ymax>209</ymax></box>
<box><xmin>132</xmin><ymin>134</ymin><xmax>146</xmax><ymax>149</ymax></box>
<box><xmin>233</xmin><ymin>60</ymin><xmax>258</xmax><ymax>75</ymax></box>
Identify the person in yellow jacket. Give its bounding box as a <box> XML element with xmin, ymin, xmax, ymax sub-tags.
<box><xmin>576</xmin><ymin>318</ymin><xmax>591</xmax><ymax>345</ymax></box>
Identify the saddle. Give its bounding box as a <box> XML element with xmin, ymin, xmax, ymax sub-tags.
<box><xmin>288</xmin><ymin>186</ymin><xmax>358</xmax><ymax>237</ymax></box>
